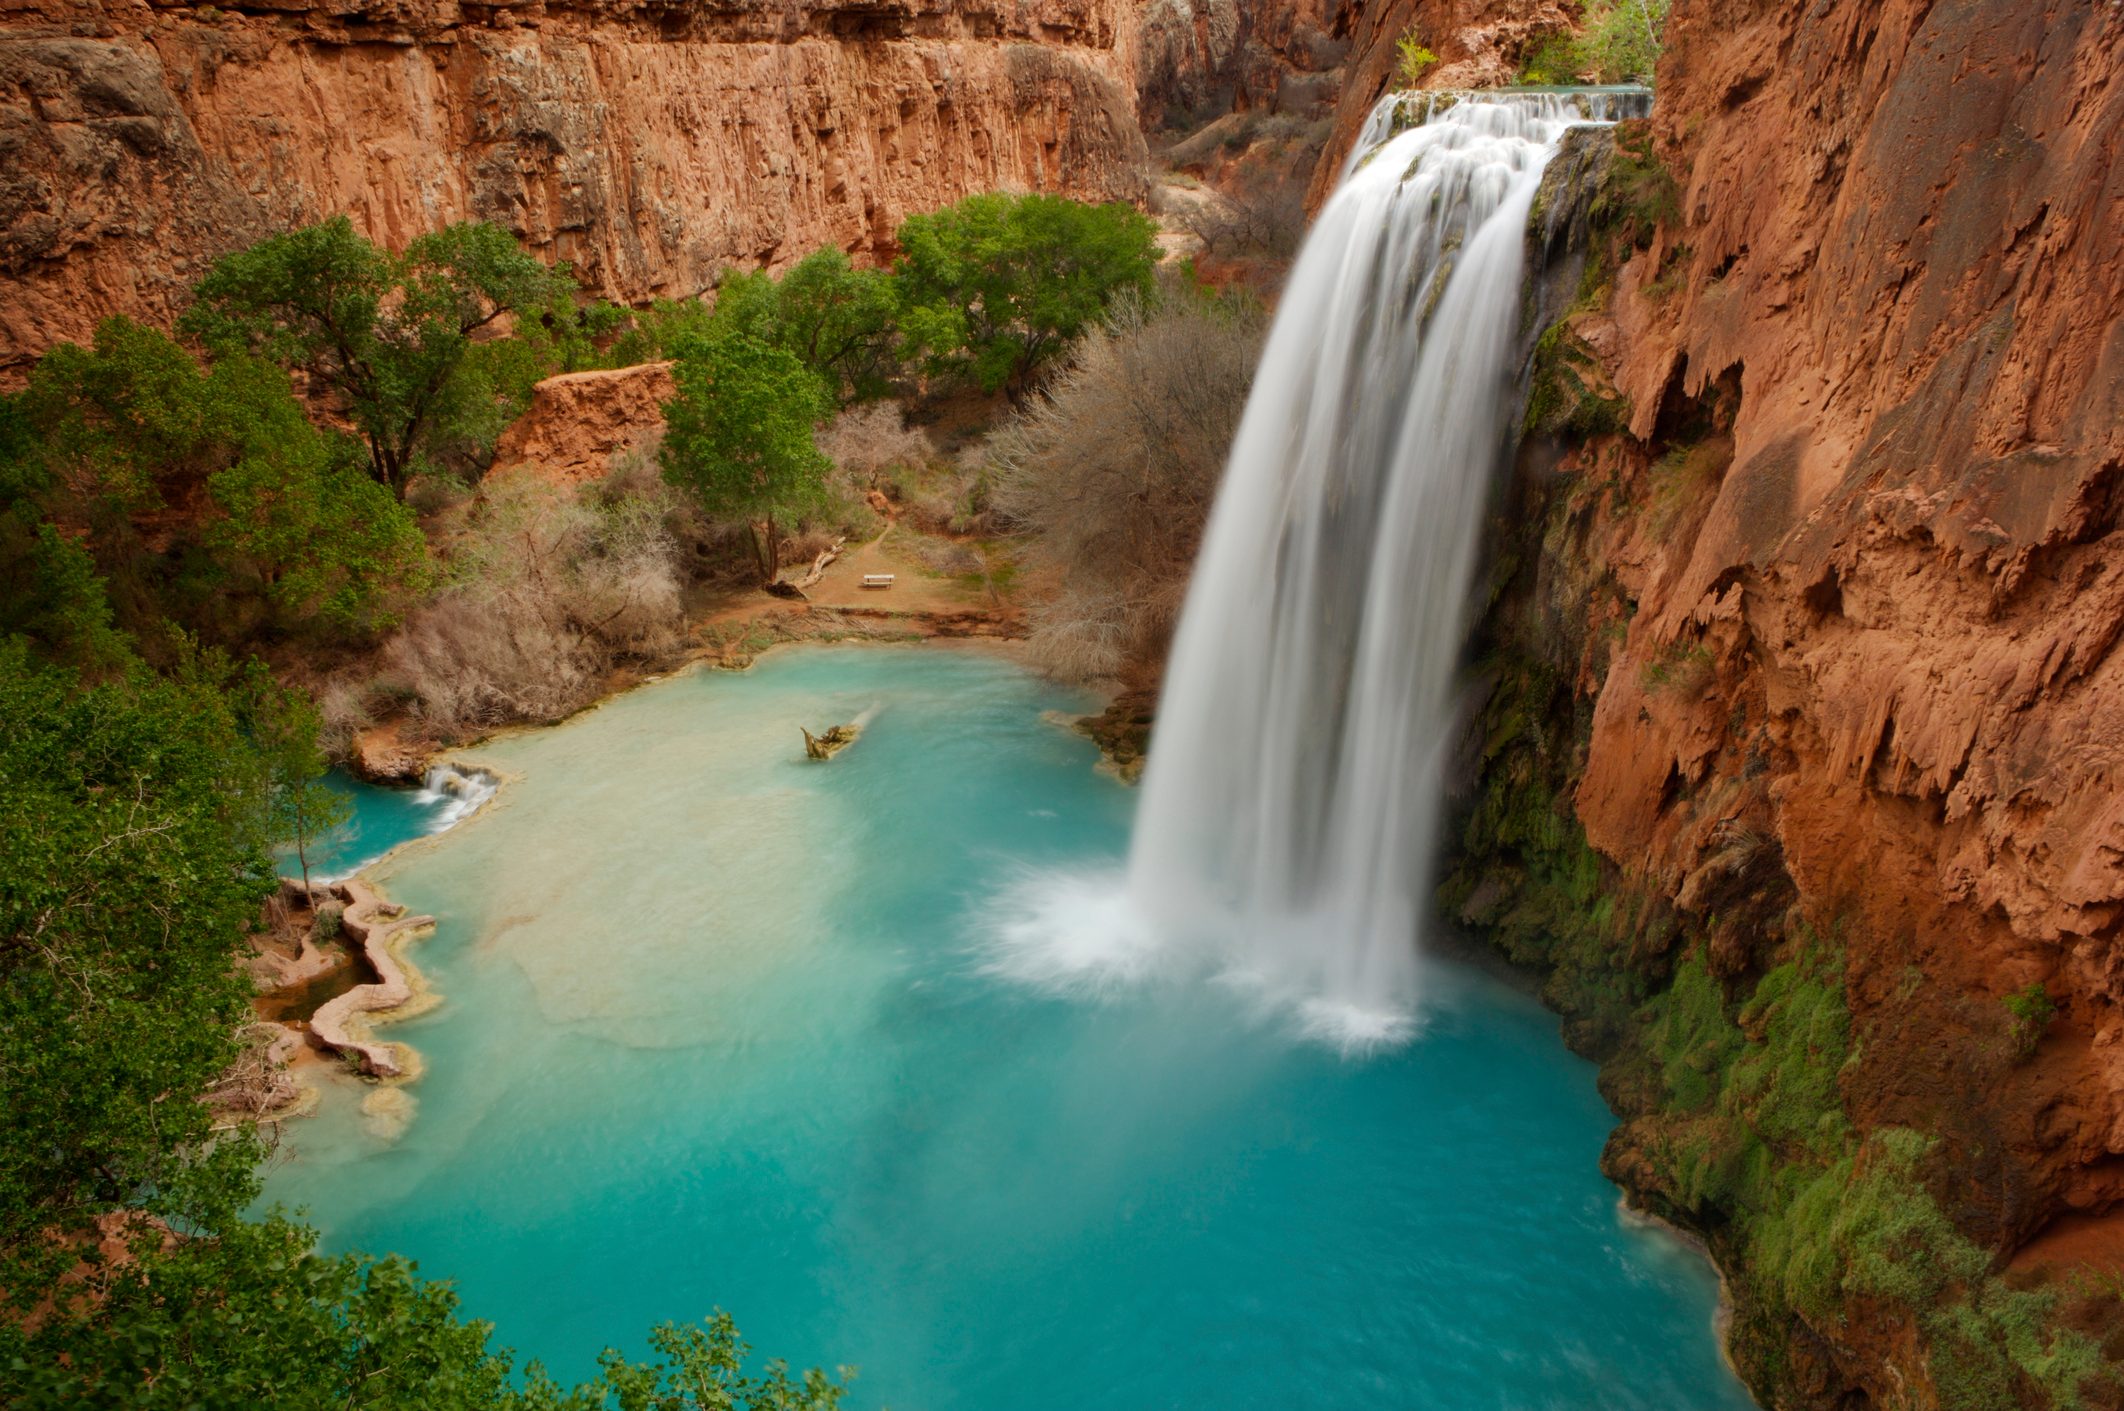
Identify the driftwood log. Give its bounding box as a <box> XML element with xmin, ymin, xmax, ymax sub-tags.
<box><xmin>801</xmin><ymin>724</ymin><xmax>861</xmax><ymax>760</ymax></box>
<box><xmin>794</xmin><ymin>537</ymin><xmax>847</xmax><ymax>590</ymax></box>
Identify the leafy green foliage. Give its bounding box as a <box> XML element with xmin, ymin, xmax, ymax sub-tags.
<box><xmin>893</xmin><ymin>193</ymin><xmax>1158</xmax><ymax>393</ymax></box>
<box><xmin>2003</xmin><ymin>983</ymin><xmax>2058</xmax><ymax>1061</ymax></box>
<box><xmin>0</xmin><ymin>645</ymin><xmax>846</xmax><ymax>1409</ymax></box>
<box><xmin>243</xmin><ymin>668</ymin><xmax>352</xmax><ymax>892</ymax></box>
<box><xmin>1517</xmin><ymin>0</ymin><xmax>1669</xmax><ymax>85</ymax></box>
<box><xmin>12</xmin><ymin>1209</ymin><xmax>849</xmax><ymax>1410</ymax></box>
<box><xmin>1394</xmin><ymin>29</ymin><xmax>1439</xmax><ymax>89</ymax></box>
<box><xmin>0</xmin><ymin>644</ymin><xmax>273</xmax><ymax>1267</ymax></box>
<box><xmin>660</xmin><ymin>332</ymin><xmax>832</xmax><ymax>582</ymax></box>
<box><xmin>1578</xmin><ymin>0</ymin><xmax>1670</xmax><ymax>85</ymax></box>
<box><xmin>1516</xmin><ymin>30</ymin><xmax>1585</xmax><ymax>85</ymax></box>
<box><xmin>710</xmin><ymin>251</ymin><xmax>900</xmax><ymax>402</ymax></box>
<box><xmin>183</xmin><ymin>217</ymin><xmax>576</xmax><ymax>495</ymax></box>
<box><xmin>0</xmin><ymin>519</ymin><xmax>134</xmax><ymax>676</ymax></box>
<box><xmin>2</xmin><ymin>317</ymin><xmax>426</xmax><ymax>642</ymax></box>
<box><xmin>196</xmin><ymin>360</ymin><xmax>429</xmax><ymax>635</ymax></box>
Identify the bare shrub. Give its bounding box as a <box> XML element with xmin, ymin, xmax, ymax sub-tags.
<box><xmin>815</xmin><ymin>401</ymin><xmax>935</xmax><ymax>486</ymax></box>
<box><xmin>912</xmin><ymin>539</ymin><xmax>984</xmax><ymax>577</ymax></box>
<box><xmin>991</xmin><ymin>285</ymin><xmax>1265</xmax><ymax>682</ymax></box>
<box><xmin>378</xmin><ymin>476</ymin><xmax>684</xmax><ymax>738</ymax></box>
<box><xmin>314</xmin><ymin>675</ymin><xmax>374</xmax><ymax>758</ymax></box>
<box><xmin>1175</xmin><ymin>176</ymin><xmax>1309</xmax><ymax>259</ymax></box>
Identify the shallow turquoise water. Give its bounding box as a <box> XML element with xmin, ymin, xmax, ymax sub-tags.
<box><xmin>278</xmin><ymin>770</ymin><xmax>463</xmax><ymax>881</ymax></box>
<box><xmin>264</xmin><ymin>646</ymin><xmax>1755</xmax><ymax>1411</ymax></box>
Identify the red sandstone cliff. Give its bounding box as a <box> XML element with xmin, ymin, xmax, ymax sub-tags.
<box><xmin>1565</xmin><ymin>0</ymin><xmax>2124</xmax><ymax>1244</ymax></box>
<box><xmin>0</xmin><ymin>0</ymin><xmax>1148</xmax><ymax>376</ymax></box>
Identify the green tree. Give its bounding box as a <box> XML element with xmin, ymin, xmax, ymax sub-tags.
<box><xmin>659</xmin><ymin>331</ymin><xmax>832</xmax><ymax>585</ymax></box>
<box><xmin>7</xmin><ymin>315</ymin><xmax>220</xmax><ymax>532</ymax></box>
<box><xmin>3</xmin><ymin>318</ymin><xmax>427</xmax><ymax>640</ymax></box>
<box><xmin>0</xmin><ymin>643</ymin><xmax>274</xmax><ymax>1280</ymax></box>
<box><xmin>0</xmin><ymin>518</ymin><xmax>135</xmax><ymax>676</ymax></box>
<box><xmin>182</xmin><ymin>217</ymin><xmax>576</xmax><ymax>497</ymax></box>
<box><xmin>712</xmin><ymin>251</ymin><xmax>900</xmax><ymax>403</ymax></box>
<box><xmin>1520</xmin><ymin>0</ymin><xmax>1669</xmax><ymax>85</ymax></box>
<box><xmin>197</xmin><ymin>355</ymin><xmax>429</xmax><ymax>634</ymax></box>
<box><xmin>893</xmin><ymin>193</ymin><xmax>1159</xmax><ymax>393</ymax></box>
<box><xmin>242</xmin><ymin>669</ymin><xmax>352</xmax><ymax>894</ymax></box>
<box><xmin>1394</xmin><ymin>29</ymin><xmax>1440</xmax><ymax>89</ymax></box>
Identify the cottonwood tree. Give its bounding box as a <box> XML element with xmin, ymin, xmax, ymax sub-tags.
<box><xmin>893</xmin><ymin>193</ymin><xmax>1160</xmax><ymax>393</ymax></box>
<box><xmin>659</xmin><ymin>330</ymin><xmax>832</xmax><ymax>586</ymax></box>
<box><xmin>182</xmin><ymin>218</ymin><xmax>576</xmax><ymax>498</ymax></box>
<box><xmin>711</xmin><ymin>249</ymin><xmax>901</xmax><ymax>403</ymax></box>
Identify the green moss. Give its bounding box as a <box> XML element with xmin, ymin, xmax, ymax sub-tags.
<box><xmin>1524</xmin><ymin>322</ymin><xmax>1630</xmax><ymax>441</ymax></box>
<box><xmin>2004</xmin><ymin>983</ymin><xmax>2059</xmax><ymax>1061</ymax></box>
<box><xmin>1589</xmin><ymin>121</ymin><xmax>1681</xmax><ymax>251</ymax></box>
<box><xmin>1647</xmin><ymin>954</ymin><xmax>1742</xmax><ymax>1112</ymax></box>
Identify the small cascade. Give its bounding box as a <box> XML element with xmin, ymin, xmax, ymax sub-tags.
<box><xmin>1124</xmin><ymin>90</ymin><xmax>1641</xmax><ymax>1046</ymax></box>
<box><xmin>414</xmin><ymin>763</ymin><xmax>498</xmax><ymax>833</ymax></box>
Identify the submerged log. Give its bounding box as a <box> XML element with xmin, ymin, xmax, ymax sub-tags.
<box><xmin>801</xmin><ymin>723</ymin><xmax>862</xmax><ymax>760</ymax></box>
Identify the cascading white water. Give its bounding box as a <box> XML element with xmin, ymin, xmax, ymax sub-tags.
<box><xmin>415</xmin><ymin>763</ymin><xmax>498</xmax><ymax>832</ymax></box>
<box><xmin>1124</xmin><ymin>92</ymin><xmax>1638</xmax><ymax>1045</ymax></box>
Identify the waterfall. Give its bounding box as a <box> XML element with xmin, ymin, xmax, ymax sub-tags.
<box><xmin>1124</xmin><ymin>92</ymin><xmax>1640</xmax><ymax>1046</ymax></box>
<box><xmin>415</xmin><ymin>763</ymin><xmax>498</xmax><ymax>832</ymax></box>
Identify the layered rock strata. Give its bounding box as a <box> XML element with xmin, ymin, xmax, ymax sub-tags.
<box><xmin>0</xmin><ymin>0</ymin><xmax>1149</xmax><ymax>375</ymax></box>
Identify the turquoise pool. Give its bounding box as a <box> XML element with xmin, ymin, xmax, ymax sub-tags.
<box><xmin>263</xmin><ymin>646</ymin><xmax>1755</xmax><ymax>1411</ymax></box>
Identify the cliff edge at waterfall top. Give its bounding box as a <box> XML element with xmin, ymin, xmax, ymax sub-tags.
<box><xmin>8</xmin><ymin>3</ymin><xmax>2124</xmax><ymax>1410</ymax></box>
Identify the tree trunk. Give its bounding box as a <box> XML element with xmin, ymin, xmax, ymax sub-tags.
<box><xmin>760</xmin><ymin>513</ymin><xmax>782</xmax><ymax>585</ymax></box>
<box><xmin>292</xmin><ymin>792</ymin><xmax>313</xmax><ymax>895</ymax></box>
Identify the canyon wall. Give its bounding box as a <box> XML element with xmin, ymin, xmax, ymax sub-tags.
<box><xmin>1592</xmin><ymin>0</ymin><xmax>2124</xmax><ymax>1242</ymax></box>
<box><xmin>1454</xmin><ymin>1</ymin><xmax>2124</xmax><ymax>1405</ymax></box>
<box><xmin>0</xmin><ymin>0</ymin><xmax>1149</xmax><ymax>376</ymax></box>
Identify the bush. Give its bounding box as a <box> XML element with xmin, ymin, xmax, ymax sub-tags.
<box><xmin>378</xmin><ymin>478</ymin><xmax>683</xmax><ymax>738</ymax></box>
<box><xmin>1395</xmin><ymin>29</ymin><xmax>1439</xmax><ymax>89</ymax></box>
<box><xmin>2004</xmin><ymin>983</ymin><xmax>2058</xmax><ymax>1061</ymax></box>
<box><xmin>991</xmin><ymin>281</ymin><xmax>1265</xmax><ymax>680</ymax></box>
<box><xmin>3</xmin><ymin>317</ymin><xmax>428</xmax><ymax>642</ymax></box>
<box><xmin>1518</xmin><ymin>0</ymin><xmax>1669</xmax><ymax>86</ymax></box>
<box><xmin>815</xmin><ymin>401</ymin><xmax>935</xmax><ymax>486</ymax></box>
<box><xmin>1171</xmin><ymin>176</ymin><xmax>1309</xmax><ymax>260</ymax></box>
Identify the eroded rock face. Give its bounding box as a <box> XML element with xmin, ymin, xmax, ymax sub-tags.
<box><xmin>1571</xmin><ymin>0</ymin><xmax>2124</xmax><ymax>1236</ymax></box>
<box><xmin>0</xmin><ymin>0</ymin><xmax>1149</xmax><ymax>376</ymax></box>
<box><xmin>490</xmin><ymin>360</ymin><xmax>676</xmax><ymax>487</ymax></box>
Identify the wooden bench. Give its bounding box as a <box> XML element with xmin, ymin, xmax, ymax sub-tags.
<box><xmin>860</xmin><ymin>573</ymin><xmax>896</xmax><ymax>590</ymax></box>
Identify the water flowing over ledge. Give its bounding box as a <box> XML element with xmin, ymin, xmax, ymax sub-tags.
<box><xmin>995</xmin><ymin>91</ymin><xmax>1643</xmax><ymax>1050</ymax></box>
<box><xmin>292</xmin><ymin>762</ymin><xmax>502</xmax><ymax>885</ymax></box>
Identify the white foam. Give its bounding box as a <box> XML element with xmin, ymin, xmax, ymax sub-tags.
<box><xmin>974</xmin><ymin>866</ymin><xmax>1419</xmax><ymax>1056</ymax></box>
<box><xmin>976</xmin><ymin>867</ymin><xmax>1168</xmax><ymax>997</ymax></box>
<box><xmin>414</xmin><ymin>763</ymin><xmax>499</xmax><ymax>833</ymax></box>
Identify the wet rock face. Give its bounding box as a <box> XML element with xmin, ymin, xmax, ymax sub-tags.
<box><xmin>1532</xmin><ymin>0</ymin><xmax>2124</xmax><ymax>1258</ymax></box>
<box><xmin>0</xmin><ymin>0</ymin><xmax>1149</xmax><ymax>376</ymax></box>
